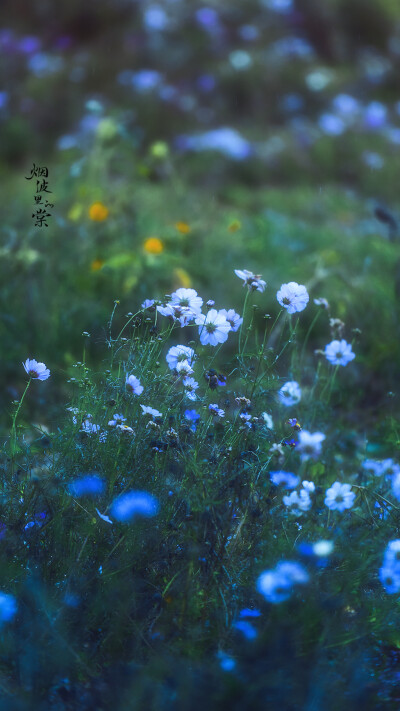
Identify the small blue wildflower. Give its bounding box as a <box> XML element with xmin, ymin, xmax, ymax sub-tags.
<box><xmin>239</xmin><ymin>608</ymin><xmax>261</xmax><ymax>618</ymax></box>
<box><xmin>110</xmin><ymin>490</ymin><xmax>159</xmax><ymax>523</ymax></box>
<box><xmin>184</xmin><ymin>409</ymin><xmax>200</xmax><ymax>432</ymax></box>
<box><xmin>233</xmin><ymin>620</ymin><xmax>258</xmax><ymax>640</ymax></box>
<box><xmin>68</xmin><ymin>475</ymin><xmax>105</xmax><ymax>498</ymax></box>
<box><xmin>217</xmin><ymin>651</ymin><xmax>236</xmax><ymax>672</ymax></box>
<box><xmin>0</xmin><ymin>593</ymin><xmax>17</xmax><ymax>622</ymax></box>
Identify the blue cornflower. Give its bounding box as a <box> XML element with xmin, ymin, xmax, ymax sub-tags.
<box><xmin>110</xmin><ymin>490</ymin><xmax>159</xmax><ymax>523</ymax></box>
<box><xmin>68</xmin><ymin>475</ymin><xmax>105</xmax><ymax>498</ymax></box>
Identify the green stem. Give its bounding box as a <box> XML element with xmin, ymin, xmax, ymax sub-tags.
<box><xmin>10</xmin><ymin>379</ymin><xmax>31</xmax><ymax>462</ymax></box>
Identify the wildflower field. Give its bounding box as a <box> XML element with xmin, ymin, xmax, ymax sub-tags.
<box><xmin>3</xmin><ymin>0</ymin><xmax>400</xmax><ymax>708</ymax></box>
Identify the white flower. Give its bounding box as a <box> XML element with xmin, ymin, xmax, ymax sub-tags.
<box><xmin>23</xmin><ymin>358</ymin><xmax>50</xmax><ymax>381</ymax></box>
<box><xmin>170</xmin><ymin>288</ymin><xmax>203</xmax><ymax>315</ymax></box>
<box><xmin>176</xmin><ymin>360</ymin><xmax>194</xmax><ymax>378</ymax></box>
<box><xmin>140</xmin><ymin>405</ymin><xmax>162</xmax><ymax>419</ymax></box>
<box><xmin>276</xmin><ymin>282</ymin><xmax>309</xmax><ymax>314</ymax></box>
<box><xmin>283</xmin><ymin>489</ymin><xmax>312</xmax><ymax>513</ymax></box>
<box><xmin>116</xmin><ymin>424</ymin><xmax>134</xmax><ymax>434</ymax></box>
<box><xmin>261</xmin><ymin>412</ymin><xmax>274</xmax><ymax>429</ymax></box>
<box><xmin>278</xmin><ymin>381</ymin><xmax>301</xmax><ymax>406</ymax></box>
<box><xmin>302</xmin><ymin>480</ymin><xmax>315</xmax><ymax>493</ymax></box>
<box><xmin>209</xmin><ymin>403</ymin><xmax>225</xmax><ymax>417</ymax></box>
<box><xmin>379</xmin><ymin>565</ymin><xmax>400</xmax><ymax>594</ymax></box>
<box><xmin>384</xmin><ymin>540</ymin><xmax>400</xmax><ymax>566</ymax></box>
<box><xmin>270</xmin><ymin>471</ymin><xmax>299</xmax><ymax>489</ymax></box>
<box><xmin>218</xmin><ymin>308</ymin><xmax>243</xmax><ymax>332</ymax></box>
<box><xmin>195</xmin><ymin>309</ymin><xmax>231</xmax><ymax>346</ymax></box>
<box><xmin>312</xmin><ymin>540</ymin><xmax>334</xmax><ymax>557</ymax></box>
<box><xmin>166</xmin><ymin>345</ymin><xmax>195</xmax><ymax>371</ymax></box>
<box><xmin>234</xmin><ymin>269</ymin><xmax>266</xmax><ymax>292</ymax></box>
<box><xmin>324</xmin><ymin>339</ymin><xmax>355</xmax><ymax>366</ymax></box>
<box><xmin>297</xmin><ymin>430</ymin><xmax>325</xmax><ymax>461</ymax></box>
<box><xmin>324</xmin><ymin>482</ymin><xmax>355</xmax><ymax>511</ymax></box>
<box><xmin>108</xmin><ymin>413</ymin><xmax>127</xmax><ymax>427</ymax></box>
<box><xmin>126</xmin><ymin>374</ymin><xmax>144</xmax><ymax>395</ymax></box>
<box><xmin>157</xmin><ymin>303</ymin><xmax>194</xmax><ymax>326</ymax></box>
<box><xmin>183</xmin><ymin>377</ymin><xmax>199</xmax><ymax>400</ymax></box>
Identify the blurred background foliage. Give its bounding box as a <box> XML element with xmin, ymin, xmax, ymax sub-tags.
<box><xmin>1</xmin><ymin>0</ymin><xmax>400</xmax><ymax>425</ymax></box>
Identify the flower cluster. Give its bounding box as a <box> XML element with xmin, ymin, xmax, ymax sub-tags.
<box><xmin>257</xmin><ymin>561</ymin><xmax>309</xmax><ymax>603</ymax></box>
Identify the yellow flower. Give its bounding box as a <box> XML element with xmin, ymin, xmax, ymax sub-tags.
<box><xmin>143</xmin><ymin>237</ymin><xmax>164</xmax><ymax>254</ymax></box>
<box><xmin>175</xmin><ymin>222</ymin><xmax>191</xmax><ymax>234</ymax></box>
<box><xmin>228</xmin><ymin>219</ymin><xmax>241</xmax><ymax>232</ymax></box>
<box><xmin>173</xmin><ymin>268</ymin><xmax>192</xmax><ymax>288</ymax></box>
<box><xmin>91</xmin><ymin>258</ymin><xmax>104</xmax><ymax>272</ymax></box>
<box><xmin>89</xmin><ymin>202</ymin><xmax>109</xmax><ymax>221</ymax></box>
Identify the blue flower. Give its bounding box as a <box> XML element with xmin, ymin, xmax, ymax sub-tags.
<box><xmin>68</xmin><ymin>475</ymin><xmax>105</xmax><ymax>498</ymax></box>
<box><xmin>0</xmin><ymin>593</ymin><xmax>17</xmax><ymax>622</ymax></box>
<box><xmin>110</xmin><ymin>491</ymin><xmax>159</xmax><ymax>523</ymax></box>
<box><xmin>233</xmin><ymin>620</ymin><xmax>258</xmax><ymax>640</ymax></box>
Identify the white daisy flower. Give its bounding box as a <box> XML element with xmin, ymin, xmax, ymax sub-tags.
<box><xmin>126</xmin><ymin>374</ymin><xmax>144</xmax><ymax>395</ymax></box>
<box><xmin>276</xmin><ymin>282</ymin><xmax>309</xmax><ymax>314</ymax></box>
<box><xmin>166</xmin><ymin>345</ymin><xmax>195</xmax><ymax>370</ymax></box>
<box><xmin>278</xmin><ymin>381</ymin><xmax>302</xmax><ymax>406</ymax></box>
<box><xmin>23</xmin><ymin>358</ymin><xmax>50</xmax><ymax>381</ymax></box>
<box><xmin>324</xmin><ymin>482</ymin><xmax>355</xmax><ymax>511</ymax></box>
<box><xmin>195</xmin><ymin>309</ymin><xmax>231</xmax><ymax>346</ymax></box>
<box><xmin>297</xmin><ymin>430</ymin><xmax>325</xmax><ymax>461</ymax></box>
<box><xmin>283</xmin><ymin>489</ymin><xmax>312</xmax><ymax>513</ymax></box>
<box><xmin>218</xmin><ymin>308</ymin><xmax>243</xmax><ymax>332</ymax></box>
<box><xmin>235</xmin><ymin>269</ymin><xmax>267</xmax><ymax>292</ymax></box>
<box><xmin>324</xmin><ymin>339</ymin><xmax>355</xmax><ymax>366</ymax></box>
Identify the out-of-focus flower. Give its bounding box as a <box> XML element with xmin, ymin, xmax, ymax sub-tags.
<box><xmin>277</xmin><ymin>282</ymin><xmax>309</xmax><ymax>314</ymax></box>
<box><xmin>142</xmin><ymin>299</ymin><xmax>156</xmax><ymax>310</ymax></box>
<box><xmin>195</xmin><ymin>309</ymin><xmax>231</xmax><ymax>346</ymax></box>
<box><xmin>80</xmin><ymin>420</ymin><xmax>101</xmax><ymax>434</ymax></box>
<box><xmin>324</xmin><ymin>482</ymin><xmax>355</xmax><ymax>511</ymax></box>
<box><xmin>324</xmin><ymin>339</ymin><xmax>355</xmax><ymax>366</ymax></box>
<box><xmin>166</xmin><ymin>345</ymin><xmax>195</xmax><ymax>371</ymax></box>
<box><xmin>95</xmin><ymin>508</ymin><xmax>113</xmax><ymax>524</ymax></box>
<box><xmin>257</xmin><ymin>560</ymin><xmax>309</xmax><ymax>604</ymax></box>
<box><xmin>143</xmin><ymin>237</ymin><xmax>164</xmax><ymax>254</ymax></box>
<box><xmin>380</xmin><ymin>540</ymin><xmax>400</xmax><ymax>593</ymax></box>
<box><xmin>218</xmin><ymin>308</ymin><xmax>243</xmax><ymax>332</ymax></box>
<box><xmin>88</xmin><ymin>202</ymin><xmax>109</xmax><ymax>221</ymax></box>
<box><xmin>318</xmin><ymin>113</ymin><xmax>346</xmax><ymax>136</ymax></box>
<box><xmin>278</xmin><ymin>381</ymin><xmax>301</xmax><ymax>406</ymax></box>
<box><xmin>177</xmin><ymin>128</ymin><xmax>251</xmax><ymax>160</ymax></box>
<box><xmin>233</xmin><ymin>620</ymin><xmax>258</xmax><ymax>640</ymax></box>
<box><xmin>183</xmin><ymin>377</ymin><xmax>199</xmax><ymax>400</ymax></box>
<box><xmin>297</xmin><ymin>430</ymin><xmax>325</xmax><ymax>461</ymax></box>
<box><xmin>140</xmin><ymin>405</ymin><xmax>162</xmax><ymax>419</ymax></box>
<box><xmin>23</xmin><ymin>358</ymin><xmax>50</xmax><ymax>380</ymax></box>
<box><xmin>108</xmin><ymin>414</ymin><xmax>127</xmax><ymax>427</ymax></box>
<box><xmin>175</xmin><ymin>222</ymin><xmax>191</xmax><ymax>234</ymax></box>
<box><xmin>110</xmin><ymin>490</ymin><xmax>159</xmax><ymax>523</ymax></box>
<box><xmin>261</xmin><ymin>412</ymin><xmax>274</xmax><ymax>429</ymax></box>
<box><xmin>184</xmin><ymin>409</ymin><xmax>200</xmax><ymax>431</ymax></box>
<box><xmin>234</xmin><ymin>269</ymin><xmax>266</xmax><ymax>292</ymax></box>
<box><xmin>176</xmin><ymin>360</ymin><xmax>194</xmax><ymax>378</ymax></box>
<box><xmin>0</xmin><ymin>593</ymin><xmax>17</xmax><ymax>622</ymax></box>
<box><xmin>126</xmin><ymin>375</ymin><xmax>144</xmax><ymax>395</ymax></box>
<box><xmin>209</xmin><ymin>404</ymin><xmax>225</xmax><ymax>418</ymax></box>
<box><xmin>270</xmin><ymin>471</ymin><xmax>300</xmax><ymax>489</ymax></box>
<box><xmin>283</xmin><ymin>489</ymin><xmax>312</xmax><ymax>513</ymax></box>
<box><xmin>68</xmin><ymin>475</ymin><xmax>105</xmax><ymax>497</ymax></box>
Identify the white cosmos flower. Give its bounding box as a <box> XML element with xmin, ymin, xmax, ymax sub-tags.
<box><xmin>170</xmin><ymin>288</ymin><xmax>203</xmax><ymax>315</ymax></box>
<box><xmin>140</xmin><ymin>405</ymin><xmax>162</xmax><ymax>419</ymax></box>
<box><xmin>183</xmin><ymin>377</ymin><xmax>199</xmax><ymax>400</ymax></box>
<box><xmin>283</xmin><ymin>489</ymin><xmax>312</xmax><ymax>513</ymax></box>
<box><xmin>277</xmin><ymin>282</ymin><xmax>309</xmax><ymax>314</ymax></box>
<box><xmin>218</xmin><ymin>308</ymin><xmax>243</xmax><ymax>332</ymax></box>
<box><xmin>324</xmin><ymin>339</ymin><xmax>355</xmax><ymax>366</ymax></box>
<box><xmin>126</xmin><ymin>374</ymin><xmax>144</xmax><ymax>395</ymax></box>
<box><xmin>195</xmin><ymin>309</ymin><xmax>231</xmax><ymax>346</ymax></box>
<box><xmin>176</xmin><ymin>360</ymin><xmax>194</xmax><ymax>378</ymax></box>
<box><xmin>297</xmin><ymin>430</ymin><xmax>325</xmax><ymax>461</ymax></box>
<box><xmin>23</xmin><ymin>358</ymin><xmax>50</xmax><ymax>380</ymax></box>
<box><xmin>166</xmin><ymin>345</ymin><xmax>195</xmax><ymax>370</ymax></box>
<box><xmin>278</xmin><ymin>381</ymin><xmax>301</xmax><ymax>406</ymax></box>
<box><xmin>324</xmin><ymin>482</ymin><xmax>355</xmax><ymax>511</ymax></box>
<box><xmin>209</xmin><ymin>403</ymin><xmax>225</xmax><ymax>417</ymax></box>
<box><xmin>234</xmin><ymin>269</ymin><xmax>266</xmax><ymax>292</ymax></box>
